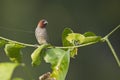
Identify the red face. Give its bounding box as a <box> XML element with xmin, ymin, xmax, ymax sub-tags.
<box><xmin>38</xmin><ymin>19</ymin><xmax>48</xmax><ymax>28</ymax></box>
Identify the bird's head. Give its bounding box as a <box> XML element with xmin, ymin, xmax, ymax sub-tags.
<box><xmin>37</xmin><ymin>19</ymin><xmax>48</xmax><ymax>28</ymax></box>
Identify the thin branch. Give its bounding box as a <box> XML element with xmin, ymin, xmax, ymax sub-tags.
<box><xmin>106</xmin><ymin>38</ymin><xmax>120</xmax><ymax>67</ymax></box>
<box><xmin>104</xmin><ymin>25</ymin><xmax>120</xmax><ymax>38</ymax></box>
<box><xmin>55</xmin><ymin>41</ymin><xmax>98</xmax><ymax>49</ymax></box>
<box><xmin>0</xmin><ymin>36</ymin><xmax>99</xmax><ymax>49</ymax></box>
<box><xmin>0</xmin><ymin>25</ymin><xmax>119</xmax><ymax>49</ymax></box>
<box><xmin>0</xmin><ymin>36</ymin><xmax>37</xmax><ymax>47</ymax></box>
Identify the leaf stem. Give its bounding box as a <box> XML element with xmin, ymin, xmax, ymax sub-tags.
<box><xmin>106</xmin><ymin>38</ymin><xmax>120</xmax><ymax>67</ymax></box>
<box><xmin>0</xmin><ymin>36</ymin><xmax>37</xmax><ymax>47</ymax></box>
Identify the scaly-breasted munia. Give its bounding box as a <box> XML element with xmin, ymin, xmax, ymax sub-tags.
<box><xmin>35</xmin><ymin>19</ymin><xmax>48</xmax><ymax>44</ymax></box>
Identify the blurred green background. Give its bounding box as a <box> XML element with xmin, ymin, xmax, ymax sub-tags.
<box><xmin>0</xmin><ymin>0</ymin><xmax>120</xmax><ymax>80</ymax></box>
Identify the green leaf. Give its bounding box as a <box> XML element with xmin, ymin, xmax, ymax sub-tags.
<box><xmin>83</xmin><ymin>32</ymin><xmax>101</xmax><ymax>44</ymax></box>
<box><xmin>62</xmin><ymin>28</ymin><xmax>78</xmax><ymax>58</ymax></box>
<box><xmin>4</xmin><ymin>43</ymin><xmax>25</xmax><ymax>63</ymax></box>
<box><xmin>0</xmin><ymin>62</ymin><xmax>19</xmax><ymax>80</ymax></box>
<box><xmin>83</xmin><ymin>32</ymin><xmax>96</xmax><ymax>37</ymax></box>
<box><xmin>66</xmin><ymin>33</ymin><xmax>85</xmax><ymax>44</ymax></box>
<box><xmin>82</xmin><ymin>36</ymin><xmax>101</xmax><ymax>44</ymax></box>
<box><xmin>62</xmin><ymin>28</ymin><xmax>73</xmax><ymax>46</ymax></box>
<box><xmin>31</xmin><ymin>44</ymin><xmax>49</xmax><ymax>66</ymax></box>
<box><xmin>44</xmin><ymin>48</ymin><xmax>70</xmax><ymax>80</ymax></box>
<box><xmin>0</xmin><ymin>40</ymin><xmax>7</xmax><ymax>48</ymax></box>
<box><xmin>66</xmin><ymin>33</ymin><xmax>101</xmax><ymax>44</ymax></box>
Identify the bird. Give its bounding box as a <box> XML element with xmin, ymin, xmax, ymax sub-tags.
<box><xmin>35</xmin><ymin>19</ymin><xmax>48</xmax><ymax>44</ymax></box>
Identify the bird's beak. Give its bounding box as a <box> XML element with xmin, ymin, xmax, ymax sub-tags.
<box><xmin>44</xmin><ymin>20</ymin><xmax>48</xmax><ymax>24</ymax></box>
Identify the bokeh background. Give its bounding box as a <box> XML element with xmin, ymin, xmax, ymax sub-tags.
<box><xmin>0</xmin><ymin>0</ymin><xmax>120</xmax><ymax>80</ymax></box>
